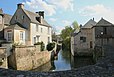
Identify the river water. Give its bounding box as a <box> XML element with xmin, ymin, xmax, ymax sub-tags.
<box><xmin>32</xmin><ymin>49</ymin><xmax>94</xmax><ymax>72</ymax></box>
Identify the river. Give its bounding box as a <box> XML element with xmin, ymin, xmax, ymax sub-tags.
<box><xmin>32</xmin><ymin>49</ymin><xmax>94</xmax><ymax>72</ymax></box>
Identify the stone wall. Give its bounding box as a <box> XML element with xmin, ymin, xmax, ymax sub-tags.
<box><xmin>0</xmin><ymin>47</ymin><xmax>7</xmax><ymax>69</ymax></box>
<box><xmin>2</xmin><ymin>43</ymin><xmax>12</xmax><ymax>57</ymax></box>
<box><xmin>8</xmin><ymin>45</ymin><xmax>51</xmax><ymax>70</ymax></box>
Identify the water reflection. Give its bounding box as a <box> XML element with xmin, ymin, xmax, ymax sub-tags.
<box><xmin>32</xmin><ymin>49</ymin><xmax>94</xmax><ymax>71</ymax></box>
<box><xmin>32</xmin><ymin>61</ymin><xmax>52</xmax><ymax>72</ymax></box>
<box><xmin>52</xmin><ymin>49</ymin><xmax>71</xmax><ymax>71</ymax></box>
<box><xmin>71</xmin><ymin>56</ymin><xmax>94</xmax><ymax>69</ymax></box>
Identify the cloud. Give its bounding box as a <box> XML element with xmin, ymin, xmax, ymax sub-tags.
<box><xmin>49</xmin><ymin>18</ymin><xmax>57</xmax><ymax>22</ymax></box>
<box><xmin>54</xmin><ymin>25</ymin><xmax>65</xmax><ymax>34</ymax></box>
<box><xmin>79</xmin><ymin>4</ymin><xmax>114</xmax><ymax>23</ymax></box>
<box><xmin>62</xmin><ymin>20</ymin><xmax>71</xmax><ymax>26</ymax></box>
<box><xmin>48</xmin><ymin>0</ymin><xmax>74</xmax><ymax>11</ymax></box>
<box><xmin>23</xmin><ymin>0</ymin><xmax>56</xmax><ymax>16</ymax></box>
<box><xmin>53</xmin><ymin>20</ymin><xmax>71</xmax><ymax>34</ymax></box>
<box><xmin>23</xmin><ymin>0</ymin><xmax>74</xmax><ymax>16</ymax></box>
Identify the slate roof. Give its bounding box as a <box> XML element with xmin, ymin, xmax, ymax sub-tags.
<box><xmin>5</xmin><ymin>22</ymin><xmax>26</xmax><ymax>30</ymax></box>
<box><xmin>95</xmin><ymin>18</ymin><xmax>114</xmax><ymax>26</ymax></box>
<box><xmin>81</xmin><ymin>19</ymin><xmax>97</xmax><ymax>28</ymax></box>
<box><xmin>4</xmin><ymin>14</ymin><xmax>12</xmax><ymax>25</ymax></box>
<box><xmin>23</xmin><ymin>9</ymin><xmax>51</xmax><ymax>27</ymax></box>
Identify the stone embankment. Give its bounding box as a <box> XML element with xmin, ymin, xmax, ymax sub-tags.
<box><xmin>8</xmin><ymin>45</ymin><xmax>51</xmax><ymax>70</ymax></box>
<box><xmin>0</xmin><ymin>46</ymin><xmax>114</xmax><ymax>77</ymax></box>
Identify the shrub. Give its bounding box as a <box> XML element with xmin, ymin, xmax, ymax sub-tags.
<box><xmin>34</xmin><ymin>41</ymin><xmax>45</xmax><ymax>51</ymax></box>
<box><xmin>46</xmin><ymin>42</ymin><xmax>55</xmax><ymax>51</ymax></box>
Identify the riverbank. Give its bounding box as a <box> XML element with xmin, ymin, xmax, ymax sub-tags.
<box><xmin>0</xmin><ymin>55</ymin><xmax>113</xmax><ymax>77</ymax></box>
<box><xmin>0</xmin><ymin>47</ymin><xmax>114</xmax><ymax>77</ymax></box>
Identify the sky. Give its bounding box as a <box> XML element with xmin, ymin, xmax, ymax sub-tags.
<box><xmin>0</xmin><ymin>0</ymin><xmax>114</xmax><ymax>34</ymax></box>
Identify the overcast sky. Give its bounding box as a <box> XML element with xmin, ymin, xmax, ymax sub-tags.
<box><xmin>0</xmin><ymin>0</ymin><xmax>114</xmax><ymax>34</ymax></box>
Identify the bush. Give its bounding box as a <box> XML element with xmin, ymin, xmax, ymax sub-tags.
<box><xmin>34</xmin><ymin>41</ymin><xmax>45</xmax><ymax>51</ymax></box>
<box><xmin>46</xmin><ymin>42</ymin><xmax>55</xmax><ymax>51</ymax></box>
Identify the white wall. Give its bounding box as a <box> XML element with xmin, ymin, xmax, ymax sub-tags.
<box><xmin>30</xmin><ymin>23</ymin><xmax>52</xmax><ymax>47</ymax></box>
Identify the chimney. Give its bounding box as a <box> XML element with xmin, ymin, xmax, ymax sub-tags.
<box><xmin>17</xmin><ymin>3</ymin><xmax>24</xmax><ymax>9</ymax></box>
<box><xmin>39</xmin><ymin>11</ymin><xmax>44</xmax><ymax>19</ymax></box>
<box><xmin>93</xmin><ymin>18</ymin><xmax>94</xmax><ymax>21</ymax></box>
<box><xmin>80</xmin><ymin>24</ymin><xmax>82</xmax><ymax>28</ymax></box>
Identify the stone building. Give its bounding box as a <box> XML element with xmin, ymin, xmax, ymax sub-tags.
<box><xmin>0</xmin><ymin>9</ymin><xmax>12</xmax><ymax>43</ymax></box>
<box><xmin>71</xmin><ymin>19</ymin><xmax>96</xmax><ymax>56</ymax></box>
<box><xmin>4</xmin><ymin>3</ymin><xmax>52</xmax><ymax>47</ymax></box>
<box><xmin>71</xmin><ymin>18</ymin><xmax>114</xmax><ymax>56</ymax></box>
<box><xmin>92</xmin><ymin>18</ymin><xmax>114</xmax><ymax>48</ymax></box>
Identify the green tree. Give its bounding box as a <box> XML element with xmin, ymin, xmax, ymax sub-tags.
<box><xmin>61</xmin><ymin>26</ymin><xmax>73</xmax><ymax>39</ymax></box>
<box><xmin>60</xmin><ymin>26</ymin><xmax>73</xmax><ymax>50</ymax></box>
<box><xmin>72</xmin><ymin>21</ymin><xmax>80</xmax><ymax>31</ymax></box>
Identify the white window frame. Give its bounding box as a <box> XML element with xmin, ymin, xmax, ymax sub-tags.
<box><xmin>36</xmin><ymin>36</ymin><xmax>39</xmax><ymax>43</ymax></box>
<box><xmin>34</xmin><ymin>37</ymin><xmax>36</xmax><ymax>44</ymax></box>
<box><xmin>48</xmin><ymin>37</ymin><xmax>50</xmax><ymax>43</ymax></box>
<box><xmin>20</xmin><ymin>31</ymin><xmax>24</xmax><ymax>41</ymax></box>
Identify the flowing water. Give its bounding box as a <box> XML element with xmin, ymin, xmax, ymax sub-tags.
<box><xmin>32</xmin><ymin>49</ymin><xmax>94</xmax><ymax>72</ymax></box>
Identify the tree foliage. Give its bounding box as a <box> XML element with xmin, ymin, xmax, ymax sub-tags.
<box><xmin>46</xmin><ymin>42</ymin><xmax>55</xmax><ymax>51</ymax></box>
<box><xmin>34</xmin><ymin>41</ymin><xmax>45</xmax><ymax>51</ymax></box>
<box><xmin>72</xmin><ymin>21</ymin><xmax>80</xmax><ymax>33</ymax></box>
<box><xmin>61</xmin><ymin>26</ymin><xmax>73</xmax><ymax>39</ymax></box>
<box><xmin>60</xmin><ymin>20</ymin><xmax>79</xmax><ymax>50</ymax></box>
<box><xmin>72</xmin><ymin>21</ymin><xmax>79</xmax><ymax>30</ymax></box>
<box><xmin>60</xmin><ymin>26</ymin><xmax>73</xmax><ymax>50</ymax></box>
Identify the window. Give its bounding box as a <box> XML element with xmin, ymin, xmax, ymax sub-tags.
<box><xmin>80</xmin><ymin>37</ymin><xmax>86</xmax><ymax>42</ymax></box>
<box><xmin>36</xmin><ymin>25</ymin><xmax>38</xmax><ymax>32</ymax></box>
<box><xmin>48</xmin><ymin>37</ymin><xmax>50</xmax><ymax>43</ymax></box>
<box><xmin>20</xmin><ymin>32</ymin><xmax>24</xmax><ymax>40</ymax></box>
<box><xmin>48</xmin><ymin>27</ymin><xmax>50</xmax><ymax>34</ymax></box>
<box><xmin>41</xmin><ymin>28</ymin><xmax>43</xmax><ymax>33</ymax></box>
<box><xmin>36</xmin><ymin>36</ymin><xmax>39</xmax><ymax>42</ymax></box>
<box><xmin>103</xmin><ymin>27</ymin><xmax>107</xmax><ymax>34</ymax></box>
<box><xmin>7</xmin><ymin>32</ymin><xmax>12</xmax><ymax>41</ymax></box>
<box><xmin>34</xmin><ymin>37</ymin><xmax>36</xmax><ymax>44</ymax></box>
<box><xmin>80</xmin><ymin>37</ymin><xmax>83</xmax><ymax>40</ymax></box>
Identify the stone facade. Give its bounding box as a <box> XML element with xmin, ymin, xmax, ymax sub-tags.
<box><xmin>9</xmin><ymin>3</ymin><xmax>52</xmax><ymax>46</ymax></box>
<box><xmin>71</xmin><ymin>18</ymin><xmax>114</xmax><ymax>56</ymax></box>
<box><xmin>92</xmin><ymin>19</ymin><xmax>114</xmax><ymax>48</ymax></box>
<box><xmin>71</xmin><ymin>19</ymin><xmax>96</xmax><ymax>56</ymax></box>
<box><xmin>8</xmin><ymin>45</ymin><xmax>51</xmax><ymax>70</ymax></box>
<box><xmin>0</xmin><ymin>47</ymin><xmax>7</xmax><ymax>69</ymax></box>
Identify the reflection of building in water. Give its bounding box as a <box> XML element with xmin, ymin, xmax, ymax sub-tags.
<box><xmin>31</xmin><ymin>61</ymin><xmax>52</xmax><ymax>72</ymax></box>
<box><xmin>70</xmin><ymin>55</ymin><xmax>94</xmax><ymax>69</ymax></box>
